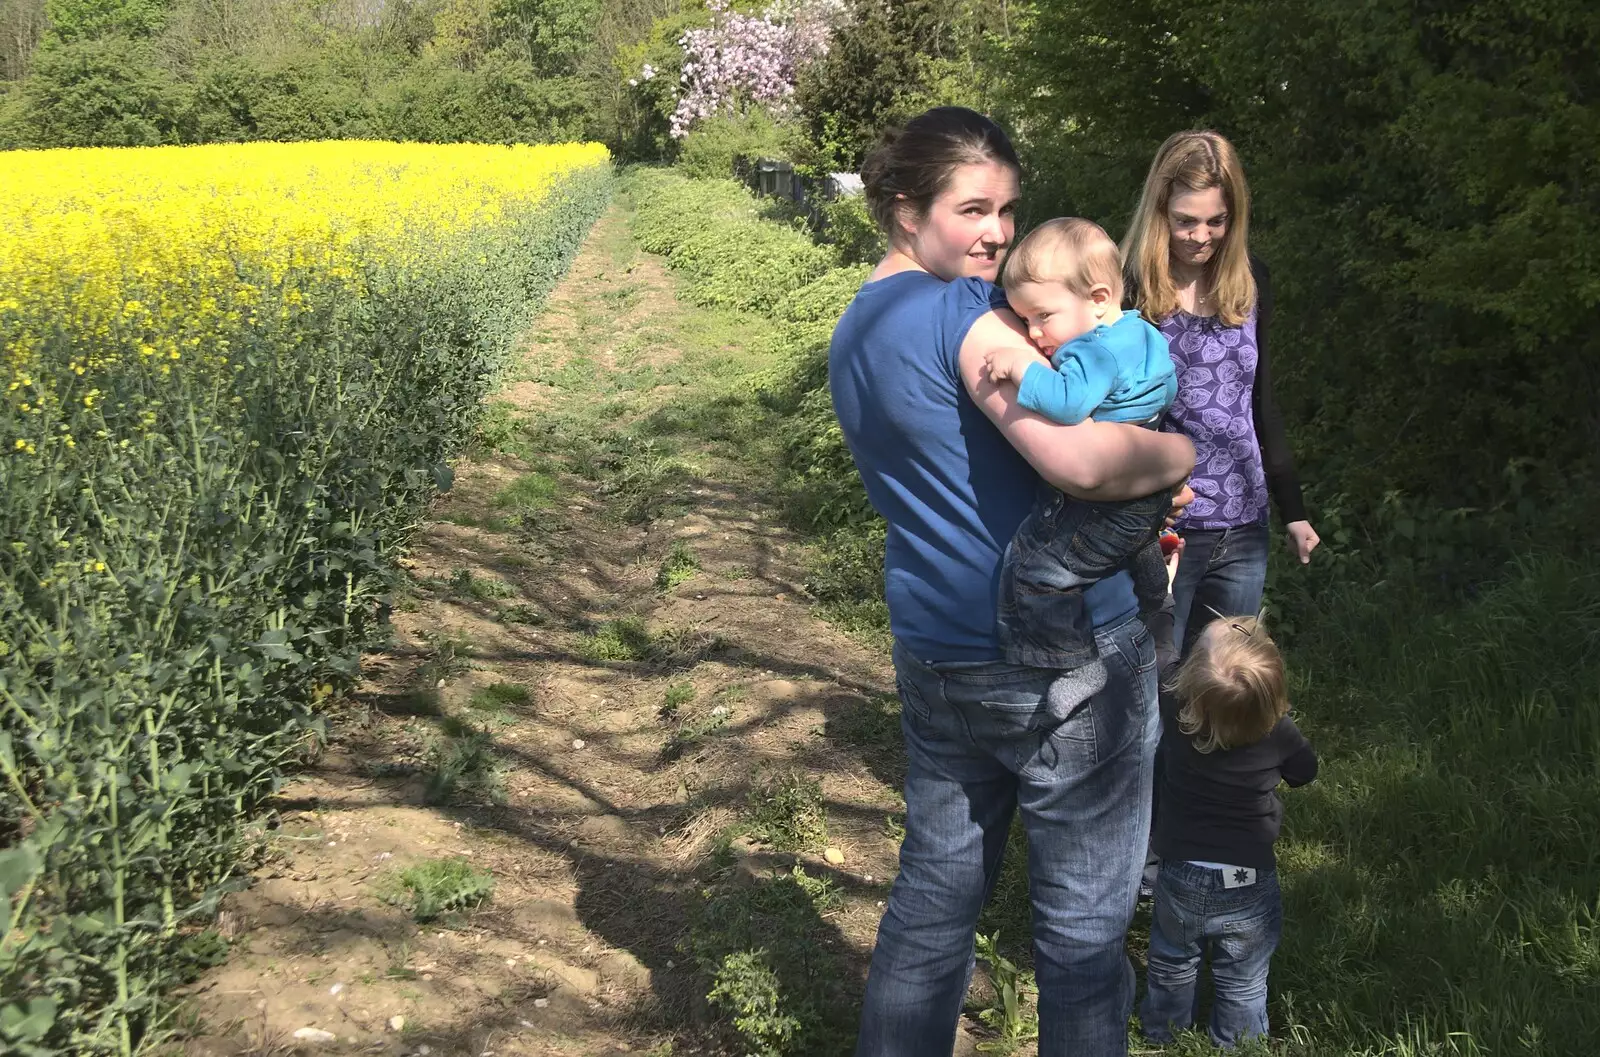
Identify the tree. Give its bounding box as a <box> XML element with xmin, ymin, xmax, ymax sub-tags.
<box><xmin>0</xmin><ymin>0</ymin><xmax>47</xmax><ymax>79</ymax></box>
<box><xmin>794</xmin><ymin>0</ymin><xmax>1006</xmax><ymax>170</ymax></box>
<box><xmin>13</xmin><ymin>34</ymin><xmax>185</xmax><ymax>144</ymax></box>
<box><xmin>44</xmin><ymin>0</ymin><xmax>172</xmax><ymax>41</ymax></box>
<box><xmin>1004</xmin><ymin>0</ymin><xmax>1600</xmax><ymax>543</ymax></box>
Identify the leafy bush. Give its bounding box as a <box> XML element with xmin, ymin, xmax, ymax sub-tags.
<box><xmin>1004</xmin><ymin>0</ymin><xmax>1600</xmax><ymax>562</ymax></box>
<box><xmin>817</xmin><ymin>194</ymin><xmax>884</xmax><ymax>266</ymax></box>
<box><xmin>669</xmin><ymin>218</ymin><xmax>834</xmax><ymax>313</ymax></box>
<box><xmin>678</xmin><ymin>109</ymin><xmax>797</xmax><ymax>180</ymax></box>
<box><xmin>6</xmin><ymin>36</ymin><xmax>187</xmax><ymax>147</ymax></box>
<box><xmin>631</xmin><ymin>168</ymin><xmax>833</xmax><ymax>312</ymax></box>
<box><xmin>630</xmin><ymin>167</ymin><xmax>757</xmax><ymax>254</ymax></box>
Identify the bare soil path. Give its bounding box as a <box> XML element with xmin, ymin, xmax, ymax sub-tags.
<box><xmin>177</xmin><ymin>189</ymin><xmax>979</xmax><ymax>1057</ymax></box>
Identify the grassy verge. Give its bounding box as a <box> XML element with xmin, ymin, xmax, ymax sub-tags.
<box><xmin>625</xmin><ymin>165</ymin><xmax>1600</xmax><ymax>1054</ymax></box>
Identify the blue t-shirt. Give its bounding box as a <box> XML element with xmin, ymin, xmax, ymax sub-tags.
<box><xmin>828</xmin><ymin>270</ymin><xmax>1138</xmax><ymax>663</ymax></box>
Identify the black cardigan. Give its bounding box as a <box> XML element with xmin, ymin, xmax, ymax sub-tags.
<box><xmin>1127</xmin><ymin>256</ymin><xmax>1307</xmax><ymax>525</ymax></box>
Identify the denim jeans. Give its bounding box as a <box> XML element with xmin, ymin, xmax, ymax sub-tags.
<box><xmin>997</xmin><ymin>484</ymin><xmax>1173</xmax><ymax>668</ymax></box>
<box><xmin>853</xmin><ymin>617</ymin><xmax>1160</xmax><ymax>1057</ymax></box>
<box><xmin>1139</xmin><ymin>860</ymin><xmax>1282</xmax><ymax>1048</ymax></box>
<box><xmin>1170</xmin><ymin>522</ymin><xmax>1270</xmax><ymax>657</ymax></box>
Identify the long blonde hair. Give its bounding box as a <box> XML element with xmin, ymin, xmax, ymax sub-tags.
<box><xmin>1172</xmin><ymin>614</ymin><xmax>1288</xmax><ymax>753</ymax></box>
<box><xmin>1121</xmin><ymin>130</ymin><xmax>1256</xmax><ymax>326</ymax></box>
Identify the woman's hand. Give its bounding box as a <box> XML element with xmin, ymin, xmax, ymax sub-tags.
<box><xmin>1287</xmin><ymin>520</ymin><xmax>1320</xmax><ymax>564</ymax></box>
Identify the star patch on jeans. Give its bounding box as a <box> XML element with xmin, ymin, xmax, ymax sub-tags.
<box><xmin>1221</xmin><ymin>866</ymin><xmax>1257</xmax><ymax>889</ymax></box>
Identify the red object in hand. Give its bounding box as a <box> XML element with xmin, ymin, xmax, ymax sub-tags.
<box><xmin>1159</xmin><ymin>530</ymin><xmax>1181</xmax><ymax>557</ymax></box>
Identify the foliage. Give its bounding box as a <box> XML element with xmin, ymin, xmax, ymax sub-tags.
<box><xmin>0</xmin><ymin>0</ymin><xmax>708</xmax><ymax>156</ymax></box>
<box><xmin>5</xmin><ymin>35</ymin><xmax>186</xmax><ymax>146</ymax></box>
<box><xmin>469</xmin><ymin>681</ymin><xmax>533</xmax><ymax>713</ymax></box>
<box><xmin>424</xmin><ymin>725</ymin><xmax>506</xmax><ymax>805</ymax></box>
<box><xmin>379</xmin><ymin>857</ymin><xmax>496</xmax><ymax>922</ymax></box>
<box><xmin>972</xmin><ymin>932</ymin><xmax>1038</xmax><ymax>1053</ymax></box>
<box><xmin>1003</xmin><ymin>0</ymin><xmax>1600</xmax><ymax>560</ymax></box>
<box><xmin>816</xmin><ymin>192</ymin><xmax>882</xmax><ymax>265</ymax></box>
<box><xmin>631</xmin><ymin>166</ymin><xmax>758</xmax><ymax>253</ymax></box>
<box><xmin>631</xmin><ymin>168</ymin><xmax>832</xmax><ymax>312</ymax></box>
<box><xmin>744</xmin><ymin>769</ymin><xmax>828</xmax><ymax>852</ymax></box>
<box><xmin>677</xmin><ymin>107</ymin><xmax>796</xmax><ymax>179</ymax></box>
<box><xmin>661</xmin><ymin>679</ymin><xmax>696</xmax><ymax>716</ymax></box>
<box><xmin>669</xmin><ymin>215</ymin><xmax>833</xmax><ymax>312</ymax></box>
<box><xmin>580</xmin><ymin>616</ymin><xmax>657</xmax><ymax>662</ymax></box>
<box><xmin>0</xmin><ymin>139</ymin><xmax>610</xmax><ymax>1055</ymax></box>
<box><xmin>655</xmin><ymin>539</ymin><xmax>700</xmax><ymax>592</ymax></box>
<box><xmin>45</xmin><ymin>0</ymin><xmax>171</xmax><ymax>42</ymax></box>
<box><xmin>794</xmin><ymin>0</ymin><xmax>1010</xmax><ymax>170</ymax></box>
<box><xmin>690</xmin><ymin>865</ymin><xmax>853</xmax><ymax>1055</ymax></box>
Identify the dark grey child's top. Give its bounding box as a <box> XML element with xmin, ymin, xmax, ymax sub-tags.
<box><xmin>1149</xmin><ymin>609</ymin><xmax>1319</xmax><ymax>869</ymax></box>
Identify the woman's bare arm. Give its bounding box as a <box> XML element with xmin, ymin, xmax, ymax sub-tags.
<box><xmin>958</xmin><ymin>308</ymin><xmax>1195</xmax><ymax>499</ymax></box>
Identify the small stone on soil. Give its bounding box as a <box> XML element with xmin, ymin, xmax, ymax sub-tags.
<box><xmin>389</xmin><ymin>1015</ymin><xmax>405</xmax><ymax>1032</ymax></box>
<box><xmin>534</xmin><ymin>998</ymin><xmax>550</xmax><ymax>1009</ymax></box>
<box><xmin>824</xmin><ymin>847</ymin><xmax>845</xmax><ymax>865</ymax></box>
<box><xmin>572</xmin><ymin>739</ymin><xmax>586</xmax><ymax>749</ymax></box>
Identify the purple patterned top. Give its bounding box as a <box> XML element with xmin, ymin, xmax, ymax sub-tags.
<box><xmin>1159</xmin><ymin>311</ymin><xmax>1269</xmax><ymax>530</ymax></box>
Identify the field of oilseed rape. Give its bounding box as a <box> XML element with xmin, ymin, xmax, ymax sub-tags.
<box><xmin>0</xmin><ymin>140</ymin><xmax>611</xmax><ymax>1054</ymax></box>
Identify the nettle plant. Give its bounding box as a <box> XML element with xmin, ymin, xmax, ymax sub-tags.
<box><xmin>667</xmin><ymin>0</ymin><xmax>846</xmax><ymax>138</ymax></box>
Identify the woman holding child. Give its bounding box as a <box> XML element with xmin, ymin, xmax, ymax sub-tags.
<box><xmin>829</xmin><ymin>107</ymin><xmax>1195</xmax><ymax>1056</ymax></box>
<box><xmin>1122</xmin><ymin>131</ymin><xmax>1321</xmax><ymax>653</ymax></box>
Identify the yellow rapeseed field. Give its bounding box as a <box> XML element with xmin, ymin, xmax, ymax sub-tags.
<box><xmin>0</xmin><ymin>140</ymin><xmax>609</xmax><ymax>446</ymax></box>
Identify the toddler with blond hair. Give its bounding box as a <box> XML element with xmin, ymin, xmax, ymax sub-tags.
<box><xmin>985</xmin><ymin>217</ymin><xmax>1179</xmax><ymax>668</ymax></box>
<box><xmin>1139</xmin><ymin>605</ymin><xmax>1318</xmax><ymax>1048</ymax></box>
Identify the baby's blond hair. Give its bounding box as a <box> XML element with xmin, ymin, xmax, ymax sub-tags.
<box><xmin>1172</xmin><ymin>614</ymin><xmax>1289</xmax><ymax>753</ymax></box>
<box><xmin>1003</xmin><ymin>217</ymin><xmax>1124</xmax><ymax>301</ymax></box>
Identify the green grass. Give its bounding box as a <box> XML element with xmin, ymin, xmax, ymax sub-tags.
<box><xmin>665</xmin><ymin>703</ymin><xmax>730</xmax><ymax>756</ymax></box>
<box><xmin>492</xmin><ymin>471</ymin><xmax>559</xmax><ymax>524</ymax></box>
<box><xmin>469</xmin><ymin>681</ymin><xmax>532</xmax><ymax>715</ymax></box>
<box><xmin>580</xmin><ymin>616</ymin><xmax>655</xmax><ymax>662</ymax></box>
<box><xmin>656</xmin><ymin>540</ymin><xmax>701</xmax><ymax>592</ymax></box>
<box><xmin>662</xmin><ymin>680</ymin><xmax>697</xmax><ymax>717</ymax></box>
<box><xmin>581</xmin><ymin>617</ymin><xmax>719</xmax><ymax>670</ymax></box>
<box><xmin>449</xmin><ymin>567</ymin><xmax>516</xmax><ymax>601</ymax></box>
<box><xmin>378</xmin><ymin>858</ymin><xmax>495</xmax><ymax>922</ymax></box>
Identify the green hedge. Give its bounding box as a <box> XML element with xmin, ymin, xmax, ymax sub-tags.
<box><xmin>1002</xmin><ymin>0</ymin><xmax>1600</xmax><ymax>576</ymax></box>
<box><xmin>630</xmin><ymin>168</ymin><xmax>835</xmax><ymax>314</ymax></box>
<box><xmin>0</xmin><ymin>167</ymin><xmax>613</xmax><ymax>1056</ymax></box>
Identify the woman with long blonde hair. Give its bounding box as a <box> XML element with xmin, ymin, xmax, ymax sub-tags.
<box><xmin>1123</xmin><ymin>130</ymin><xmax>1320</xmax><ymax>657</ymax></box>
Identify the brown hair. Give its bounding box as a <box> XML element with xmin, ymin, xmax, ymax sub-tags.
<box><xmin>1003</xmin><ymin>217</ymin><xmax>1124</xmax><ymax>302</ymax></box>
<box><xmin>1171</xmin><ymin>614</ymin><xmax>1288</xmax><ymax>753</ymax></box>
<box><xmin>860</xmin><ymin>107</ymin><xmax>1021</xmax><ymax>245</ymax></box>
<box><xmin>1121</xmin><ymin>130</ymin><xmax>1256</xmax><ymax>326</ymax></box>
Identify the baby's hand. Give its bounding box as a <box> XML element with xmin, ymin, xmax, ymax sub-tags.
<box><xmin>985</xmin><ymin>346</ymin><xmax>1045</xmax><ymax>388</ymax></box>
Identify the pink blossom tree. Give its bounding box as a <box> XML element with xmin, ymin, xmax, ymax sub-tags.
<box><xmin>665</xmin><ymin>0</ymin><xmax>846</xmax><ymax>138</ymax></box>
